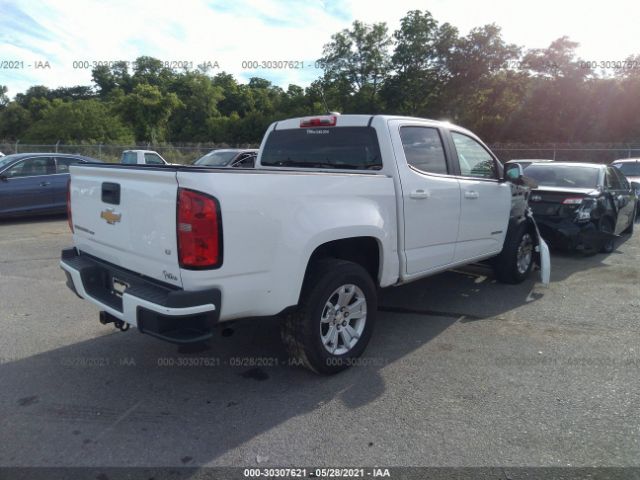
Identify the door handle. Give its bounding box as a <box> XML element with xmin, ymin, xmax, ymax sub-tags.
<box><xmin>464</xmin><ymin>190</ymin><xmax>479</xmax><ymax>199</ymax></box>
<box><xmin>410</xmin><ymin>189</ymin><xmax>431</xmax><ymax>199</ymax></box>
<box><xmin>39</xmin><ymin>181</ymin><xmax>51</xmax><ymax>187</ymax></box>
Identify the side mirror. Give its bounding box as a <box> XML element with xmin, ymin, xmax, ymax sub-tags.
<box><xmin>504</xmin><ymin>163</ymin><xmax>523</xmax><ymax>182</ymax></box>
<box><xmin>0</xmin><ymin>174</ymin><xmax>7</xmax><ymax>182</ymax></box>
<box><xmin>503</xmin><ymin>163</ymin><xmax>538</xmax><ymax>189</ymax></box>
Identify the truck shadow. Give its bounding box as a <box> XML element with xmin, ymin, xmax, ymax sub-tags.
<box><xmin>0</xmin><ymin>242</ymin><xmax>627</xmax><ymax>472</ymax></box>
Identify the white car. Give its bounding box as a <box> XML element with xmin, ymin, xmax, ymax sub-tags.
<box><xmin>120</xmin><ymin>149</ymin><xmax>169</xmax><ymax>165</ymax></box>
<box><xmin>61</xmin><ymin>114</ymin><xmax>550</xmax><ymax>374</ymax></box>
<box><xmin>612</xmin><ymin>158</ymin><xmax>640</xmax><ymax>184</ymax></box>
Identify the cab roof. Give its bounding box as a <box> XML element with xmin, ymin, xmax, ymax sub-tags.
<box><xmin>273</xmin><ymin>114</ymin><xmax>472</xmax><ymax>135</ymax></box>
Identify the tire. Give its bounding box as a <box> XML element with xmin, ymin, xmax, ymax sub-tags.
<box><xmin>599</xmin><ymin>217</ymin><xmax>615</xmax><ymax>253</ymax></box>
<box><xmin>281</xmin><ymin>259</ymin><xmax>377</xmax><ymax>374</ymax></box>
<box><xmin>492</xmin><ymin>221</ymin><xmax>535</xmax><ymax>284</ymax></box>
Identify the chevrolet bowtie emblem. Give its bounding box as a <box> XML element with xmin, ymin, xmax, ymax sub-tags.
<box><xmin>100</xmin><ymin>209</ymin><xmax>122</xmax><ymax>224</ymax></box>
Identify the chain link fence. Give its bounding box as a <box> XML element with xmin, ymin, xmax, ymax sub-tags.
<box><xmin>490</xmin><ymin>144</ymin><xmax>640</xmax><ymax>164</ymax></box>
<box><xmin>2</xmin><ymin>142</ymin><xmax>640</xmax><ymax>165</ymax></box>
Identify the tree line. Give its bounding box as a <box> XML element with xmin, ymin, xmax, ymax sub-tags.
<box><xmin>1</xmin><ymin>9</ymin><xmax>639</xmax><ymax>146</ymax></box>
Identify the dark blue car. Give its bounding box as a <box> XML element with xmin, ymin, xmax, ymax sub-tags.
<box><xmin>0</xmin><ymin>153</ymin><xmax>102</xmax><ymax>217</ymax></box>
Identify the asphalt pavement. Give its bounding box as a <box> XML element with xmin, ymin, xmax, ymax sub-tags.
<box><xmin>0</xmin><ymin>215</ymin><xmax>639</xmax><ymax>471</ymax></box>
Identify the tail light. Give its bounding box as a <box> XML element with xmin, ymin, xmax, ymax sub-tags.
<box><xmin>300</xmin><ymin>115</ymin><xmax>337</xmax><ymax>127</ymax></box>
<box><xmin>66</xmin><ymin>178</ymin><xmax>74</xmax><ymax>233</ymax></box>
<box><xmin>177</xmin><ymin>188</ymin><xmax>223</xmax><ymax>269</ymax></box>
<box><xmin>575</xmin><ymin>198</ymin><xmax>596</xmax><ymax>222</ymax></box>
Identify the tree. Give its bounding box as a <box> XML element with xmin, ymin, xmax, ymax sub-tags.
<box><xmin>22</xmin><ymin>100</ymin><xmax>133</xmax><ymax>143</ymax></box>
<box><xmin>92</xmin><ymin>61</ymin><xmax>133</xmax><ymax>96</ymax></box>
<box><xmin>168</xmin><ymin>71</ymin><xmax>224</xmax><ymax>142</ymax></box>
<box><xmin>0</xmin><ymin>103</ymin><xmax>32</xmax><ymax>139</ymax></box>
<box><xmin>117</xmin><ymin>84</ymin><xmax>182</xmax><ymax>142</ymax></box>
<box><xmin>319</xmin><ymin>20</ymin><xmax>392</xmax><ymax>111</ymax></box>
<box><xmin>442</xmin><ymin>24</ymin><xmax>521</xmax><ymax>124</ymax></box>
<box><xmin>132</xmin><ymin>56</ymin><xmax>176</xmax><ymax>90</ymax></box>
<box><xmin>0</xmin><ymin>85</ymin><xmax>9</xmax><ymax>109</ymax></box>
<box><xmin>383</xmin><ymin>10</ymin><xmax>458</xmax><ymax>116</ymax></box>
<box><xmin>521</xmin><ymin>36</ymin><xmax>589</xmax><ymax>80</ymax></box>
<box><xmin>211</xmin><ymin>72</ymin><xmax>254</xmax><ymax>117</ymax></box>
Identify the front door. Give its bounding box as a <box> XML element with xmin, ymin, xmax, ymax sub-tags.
<box><xmin>448</xmin><ymin>131</ymin><xmax>511</xmax><ymax>262</ymax></box>
<box><xmin>0</xmin><ymin>157</ymin><xmax>56</xmax><ymax>214</ymax></box>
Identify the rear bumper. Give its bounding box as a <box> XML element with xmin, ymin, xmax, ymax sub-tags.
<box><xmin>60</xmin><ymin>248</ymin><xmax>220</xmax><ymax>343</ymax></box>
<box><xmin>534</xmin><ymin>217</ymin><xmax>608</xmax><ymax>251</ymax></box>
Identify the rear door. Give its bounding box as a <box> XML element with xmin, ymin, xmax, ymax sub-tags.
<box><xmin>606</xmin><ymin>167</ymin><xmax>634</xmax><ymax>233</ymax></box>
<box><xmin>389</xmin><ymin>120</ymin><xmax>461</xmax><ymax>275</ymax></box>
<box><xmin>69</xmin><ymin>165</ymin><xmax>183</xmax><ymax>287</ymax></box>
<box><xmin>0</xmin><ymin>156</ymin><xmax>56</xmax><ymax>213</ymax></box>
<box><xmin>447</xmin><ymin>131</ymin><xmax>511</xmax><ymax>262</ymax></box>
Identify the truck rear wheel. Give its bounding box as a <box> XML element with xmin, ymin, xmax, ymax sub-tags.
<box><xmin>281</xmin><ymin>259</ymin><xmax>377</xmax><ymax>374</ymax></box>
<box><xmin>492</xmin><ymin>221</ymin><xmax>534</xmax><ymax>284</ymax></box>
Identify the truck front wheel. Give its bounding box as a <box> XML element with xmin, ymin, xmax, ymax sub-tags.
<box><xmin>492</xmin><ymin>221</ymin><xmax>534</xmax><ymax>284</ymax></box>
<box><xmin>281</xmin><ymin>259</ymin><xmax>377</xmax><ymax>374</ymax></box>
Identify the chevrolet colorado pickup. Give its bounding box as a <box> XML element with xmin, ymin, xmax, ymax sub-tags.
<box><xmin>60</xmin><ymin>115</ymin><xmax>550</xmax><ymax>374</ymax></box>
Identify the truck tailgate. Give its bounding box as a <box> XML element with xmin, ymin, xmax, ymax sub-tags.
<box><xmin>69</xmin><ymin>165</ymin><xmax>182</xmax><ymax>287</ymax></box>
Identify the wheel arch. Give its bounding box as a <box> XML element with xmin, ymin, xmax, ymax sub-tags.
<box><xmin>298</xmin><ymin>236</ymin><xmax>382</xmax><ymax>304</ymax></box>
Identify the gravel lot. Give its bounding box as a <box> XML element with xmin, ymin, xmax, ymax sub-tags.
<box><xmin>0</xmin><ymin>215</ymin><xmax>639</xmax><ymax>470</ymax></box>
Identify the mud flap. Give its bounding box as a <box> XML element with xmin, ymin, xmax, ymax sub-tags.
<box><xmin>537</xmin><ymin>238</ymin><xmax>551</xmax><ymax>286</ymax></box>
<box><xmin>525</xmin><ymin>208</ymin><xmax>551</xmax><ymax>286</ymax></box>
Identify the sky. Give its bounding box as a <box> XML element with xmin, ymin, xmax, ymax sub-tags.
<box><xmin>1</xmin><ymin>0</ymin><xmax>639</xmax><ymax>97</ymax></box>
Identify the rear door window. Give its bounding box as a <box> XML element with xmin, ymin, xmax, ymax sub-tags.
<box><xmin>261</xmin><ymin>127</ymin><xmax>382</xmax><ymax>170</ymax></box>
<box><xmin>611</xmin><ymin>167</ymin><xmax>630</xmax><ymax>189</ymax></box>
<box><xmin>605</xmin><ymin>167</ymin><xmax>623</xmax><ymax>190</ymax></box>
<box><xmin>5</xmin><ymin>157</ymin><xmax>55</xmax><ymax>178</ymax></box>
<box><xmin>400</xmin><ymin>127</ymin><xmax>448</xmax><ymax>174</ymax></box>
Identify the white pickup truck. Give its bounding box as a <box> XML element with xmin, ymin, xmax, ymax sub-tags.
<box><xmin>120</xmin><ymin>149</ymin><xmax>169</xmax><ymax>165</ymax></box>
<box><xmin>61</xmin><ymin>115</ymin><xmax>550</xmax><ymax>374</ymax></box>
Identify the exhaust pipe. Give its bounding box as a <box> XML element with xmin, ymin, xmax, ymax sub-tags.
<box><xmin>99</xmin><ymin>311</ymin><xmax>130</xmax><ymax>332</ymax></box>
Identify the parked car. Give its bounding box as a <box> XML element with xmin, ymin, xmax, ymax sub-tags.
<box><xmin>524</xmin><ymin>162</ymin><xmax>637</xmax><ymax>253</ymax></box>
<box><xmin>60</xmin><ymin>114</ymin><xmax>550</xmax><ymax>374</ymax></box>
<box><xmin>192</xmin><ymin>149</ymin><xmax>258</xmax><ymax>168</ymax></box>
<box><xmin>0</xmin><ymin>153</ymin><xmax>102</xmax><ymax>217</ymax></box>
<box><xmin>505</xmin><ymin>159</ymin><xmax>554</xmax><ymax>169</ymax></box>
<box><xmin>612</xmin><ymin>159</ymin><xmax>640</xmax><ymax>212</ymax></box>
<box><xmin>120</xmin><ymin>150</ymin><xmax>169</xmax><ymax>165</ymax></box>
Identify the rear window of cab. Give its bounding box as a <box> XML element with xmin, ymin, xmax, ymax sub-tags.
<box><xmin>261</xmin><ymin>127</ymin><xmax>382</xmax><ymax>170</ymax></box>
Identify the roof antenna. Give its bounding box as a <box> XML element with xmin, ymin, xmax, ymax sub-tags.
<box><xmin>319</xmin><ymin>87</ymin><xmax>330</xmax><ymax>114</ymax></box>
<box><xmin>319</xmin><ymin>86</ymin><xmax>340</xmax><ymax>116</ymax></box>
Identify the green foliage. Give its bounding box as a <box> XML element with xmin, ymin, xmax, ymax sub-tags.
<box><xmin>319</xmin><ymin>20</ymin><xmax>392</xmax><ymax>112</ymax></box>
<box><xmin>116</xmin><ymin>84</ymin><xmax>182</xmax><ymax>142</ymax></box>
<box><xmin>0</xmin><ymin>102</ymin><xmax>32</xmax><ymax>139</ymax></box>
<box><xmin>1</xmin><ymin>12</ymin><xmax>640</xmax><ymax>146</ymax></box>
<box><xmin>22</xmin><ymin>99</ymin><xmax>134</xmax><ymax>144</ymax></box>
<box><xmin>0</xmin><ymin>85</ymin><xmax>9</xmax><ymax>108</ymax></box>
